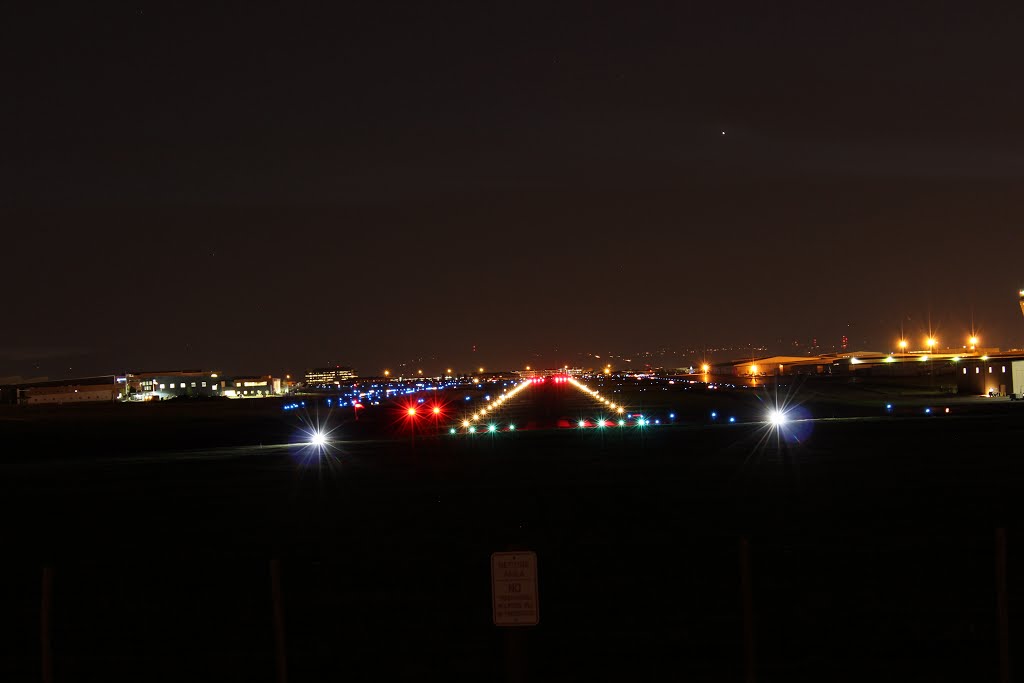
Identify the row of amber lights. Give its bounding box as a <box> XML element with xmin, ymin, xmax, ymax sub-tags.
<box><xmin>897</xmin><ymin>336</ymin><xmax>979</xmax><ymax>352</ymax></box>
<box><xmin>458</xmin><ymin>378</ymin><xmax>534</xmax><ymax>429</ymax></box>
<box><xmin>566</xmin><ymin>377</ymin><xmax>626</xmax><ymax>415</ymax></box>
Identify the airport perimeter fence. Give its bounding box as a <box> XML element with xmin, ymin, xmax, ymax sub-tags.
<box><xmin>3</xmin><ymin>529</ymin><xmax>1018</xmax><ymax>682</ymax></box>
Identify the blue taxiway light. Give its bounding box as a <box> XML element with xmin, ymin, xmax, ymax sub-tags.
<box><xmin>728</xmin><ymin>417</ymin><xmax>736</xmax><ymax>423</ymax></box>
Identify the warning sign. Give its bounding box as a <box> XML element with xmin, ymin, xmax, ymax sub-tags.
<box><xmin>491</xmin><ymin>551</ymin><xmax>539</xmax><ymax>626</ymax></box>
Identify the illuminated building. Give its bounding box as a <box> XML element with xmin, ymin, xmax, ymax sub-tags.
<box><xmin>222</xmin><ymin>376</ymin><xmax>282</xmax><ymax>397</ymax></box>
<box><xmin>304</xmin><ymin>366</ymin><xmax>357</xmax><ymax>387</ymax></box>
<box><xmin>957</xmin><ymin>356</ymin><xmax>1024</xmax><ymax>397</ymax></box>
<box><xmin>128</xmin><ymin>370</ymin><xmax>224</xmax><ymax>400</ymax></box>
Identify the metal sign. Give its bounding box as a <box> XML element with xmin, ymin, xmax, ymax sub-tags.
<box><xmin>491</xmin><ymin>551</ymin><xmax>539</xmax><ymax>626</ymax></box>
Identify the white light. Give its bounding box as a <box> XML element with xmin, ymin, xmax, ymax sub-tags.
<box><xmin>768</xmin><ymin>410</ymin><xmax>787</xmax><ymax>427</ymax></box>
<box><xmin>310</xmin><ymin>431</ymin><xmax>327</xmax><ymax>446</ymax></box>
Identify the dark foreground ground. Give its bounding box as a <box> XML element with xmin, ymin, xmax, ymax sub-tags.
<box><xmin>2</xmin><ymin>381</ymin><xmax>1023</xmax><ymax>682</ymax></box>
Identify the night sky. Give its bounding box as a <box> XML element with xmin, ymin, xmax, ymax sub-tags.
<box><xmin>5</xmin><ymin>4</ymin><xmax>1024</xmax><ymax>379</ymax></box>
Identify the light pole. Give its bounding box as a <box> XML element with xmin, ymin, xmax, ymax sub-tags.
<box><xmin>926</xmin><ymin>337</ymin><xmax>937</xmax><ymax>387</ymax></box>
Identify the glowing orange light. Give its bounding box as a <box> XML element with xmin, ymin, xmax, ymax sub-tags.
<box><xmin>407</xmin><ymin>407</ymin><xmax>417</xmax><ymax>417</ymax></box>
<box><xmin>432</xmin><ymin>406</ymin><xmax>441</xmax><ymax>415</ymax></box>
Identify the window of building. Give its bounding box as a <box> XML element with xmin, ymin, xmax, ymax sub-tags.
<box><xmin>160</xmin><ymin>383</ymin><xmax>166</xmax><ymax>389</ymax></box>
<box><xmin>1002</xmin><ymin>366</ymin><xmax>1006</xmax><ymax>373</ymax></box>
<box><xmin>963</xmin><ymin>368</ymin><xmax>967</xmax><ymax>375</ymax></box>
<box><xmin>975</xmin><ymin>368</ymin><xmax>980</xmax><ymax>374</ymax></box>
<box><xmin>191</xmin><ymin>382</ymin><xmax>196</xmax><ymax>387</ymax></box>
<box><xmin>989</xmin><ymin>367</ymin><xmax>993</xmax><ymax>373</ymax></box>
<box><xmin>201</xmin><ymin>382</ymin><xmax>207</xmax><ymax>387</ymax></box>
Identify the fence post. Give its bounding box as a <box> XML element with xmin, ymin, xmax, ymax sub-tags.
<box><xmin>996</xmin><ymin>528</ymin><xmax>1010</xmax><ymax>683</ymax></box>
<box><xmin>270</xmin><ymin>558</ymin><xmax>288</xmax><ymax>683</ymax></box>
<box><xmin>41</xmin><ymin>565</ymin><xmax>54</xmax><ymax>683</ymax></box>
<box><xmin>740</xmin><ymin>537</ymin><xmax>755</xmax><ymax>683</ymax></box>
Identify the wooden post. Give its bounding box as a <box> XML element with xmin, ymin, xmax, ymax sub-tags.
<box><xmin>41</xmin><ymin>566</ymin><xmax>54</xmax><ymax>683</ymax></box>
<box><xmin>996</xmin><ymin>528</ymin><xmax>1010</xmax><ymax>683</ymax></box>
<box><xmin>739</xmin><ymin>537</ymin><xmax>756</xmax><ymax>683</ymax></box>
<box><xmin>270</xmin><ymin>559</ymin><xmax>288</xmax><ymax>683</ymax></box>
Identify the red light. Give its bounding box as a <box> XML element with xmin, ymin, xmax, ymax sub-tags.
<box><xmin>432</xmin><ymin>406</ymin><xmax>441</xmax><ymax>415</ymax></box>
<box><xmin>407</xmin><ymin>407</ymin><xmax>417</xmax><ymax>417</ymax></box>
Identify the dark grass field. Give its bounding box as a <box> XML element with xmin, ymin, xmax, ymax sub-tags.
<box><xmin>2</xmin><ymin>378</ymin><xmax>1023</xmax><ymax>681</ymax></box>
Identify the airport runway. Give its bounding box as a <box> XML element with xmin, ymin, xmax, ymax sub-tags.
<box><xmin>2</xmin><ymin>379</ymin><xmax>1023</xmax><ymax>681</ymax></box>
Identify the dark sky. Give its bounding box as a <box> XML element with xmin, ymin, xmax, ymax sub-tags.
<box><xmin>4</xmin><ymin>3</ymin><xmax>1024</xmax><ymax>378</ymax></box>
